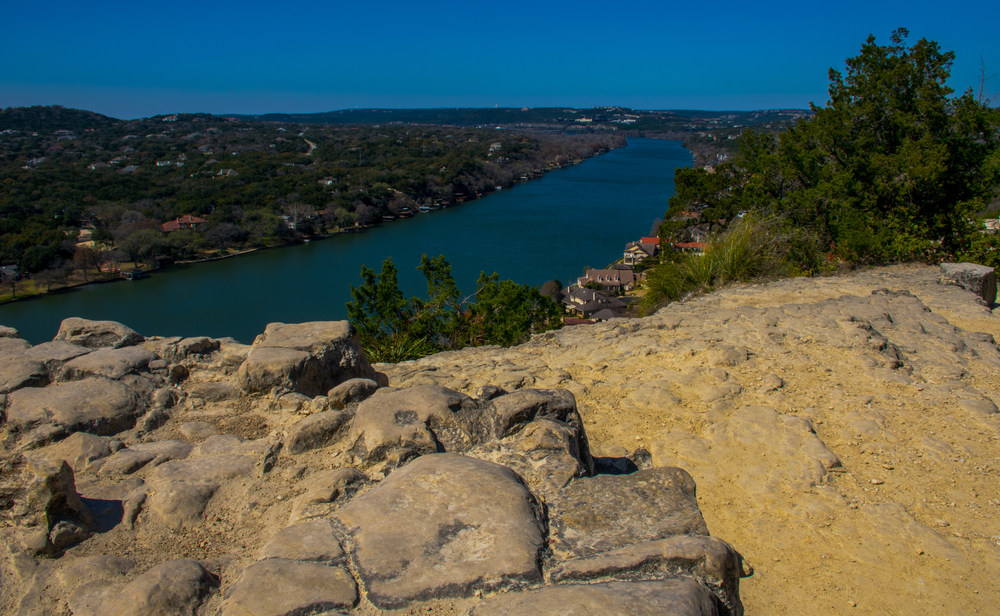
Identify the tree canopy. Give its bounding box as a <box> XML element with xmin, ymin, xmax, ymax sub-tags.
<box><xmin>347</xmin><ymin>255</ymin><xmax>563</xmax><ymax>362</ymax></box>
<box><xmin>664</xmin><ymin>29</ymin><xmax>1000</xmax><ymax>266</ymax></box>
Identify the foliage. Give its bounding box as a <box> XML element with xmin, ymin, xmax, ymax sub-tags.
<box><xmin>642</xmin><ymin>214</ymin><xmax>795</xmax><ymax>312</ymax></box>
<box><xmin>662</xmin><ymin>29</ymin><xmax>1000</xmax><ymax>267</ymax></box>
<box><xmin>347</xmin><ymin>255</ymin><xmax>563</xmax><ymax>361</ymax></box>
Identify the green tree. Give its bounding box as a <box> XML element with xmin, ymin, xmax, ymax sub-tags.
<box><xmin>670</xmin><ymin>28</ymin><xmax>1000</xmax><ymax>264</ymax></box>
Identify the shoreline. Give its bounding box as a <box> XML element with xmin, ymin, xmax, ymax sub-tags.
<box><xmin>0</xmin><ymin>143</ymin><xmax>627</xmax><ymax>307</ymax></box>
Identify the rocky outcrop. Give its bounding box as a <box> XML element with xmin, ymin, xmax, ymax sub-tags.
<box><xmin>237</xmin><ymin>321</ymin><xmax>378</xmax><ymax>397</ymax></box>
<box><xmin>3</xmin><ymin>264</ymin><xmax>1000</xmax><ymax>615</ymax></box>
<box><xmin>54</xmin><ymin>317</ymin><xmax>144</xmax><ymax>349</ymax></box>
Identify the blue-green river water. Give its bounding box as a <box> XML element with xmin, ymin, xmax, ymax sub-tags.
<box><xmin>0</xmin><ymin>138</ymin><xmax>691</xmax><ymax>344</ymax></box>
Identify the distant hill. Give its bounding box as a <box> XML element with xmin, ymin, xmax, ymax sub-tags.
<box><xmin>0</xmin><ymin>105</ymin><xmax>121</xmax><ymax>132</ymax></box>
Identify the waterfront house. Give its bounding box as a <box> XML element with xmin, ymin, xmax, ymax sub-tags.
<box><xmin>577</xmin><ymin>268</ymin><xmax>637</xmax><ymax>292</ymax></box>
<box><xmin>122</xmin><ymin>268</ymin><xmax>147</xmax><ymax>280</ymax></box>
<box><xmin>623</xmin><ymin>237</ymin><xmax>660</xmax><ymax>266</ymax></box>
<box><xmin>673</xmin><ymin>241</ymin><xmax>706</xmax><ymax>254</ymax></box>
<box><xmin>216</xmin><ymin>168</ymin><xmax>238</xmax><ymax>177</ymax></box>
<box><xmin>0</xmin><ymin>265</ymin><xmax>19</xmax><ymax>281</ymax></box>
<box><xmin>161</xmin><ymin>215</ymin><xmax>207</xmax><ymax>233</ymax></box>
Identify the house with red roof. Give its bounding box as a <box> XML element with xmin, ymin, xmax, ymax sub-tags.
<box><xmin>161</xmin><ymin>215</ymin><xmax>207</xmax><ymax>233</ymax></box>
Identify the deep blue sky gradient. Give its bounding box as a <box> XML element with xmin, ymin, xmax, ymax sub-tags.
<box><xmin>2</xmin><ymin>0</ymin><xmax>997</xmax><ymax>119</ymax></box>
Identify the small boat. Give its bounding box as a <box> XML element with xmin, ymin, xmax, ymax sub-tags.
<box><xmin>418</xmin><ymin>205</ymin><xmax>431</xmax><ymax>212</ymax></box>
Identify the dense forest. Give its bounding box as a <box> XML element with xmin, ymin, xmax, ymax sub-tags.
<box><xmin>0</xmin><ymin>108</ymin><xmax>624</xmax><ymax>286</ymax></box>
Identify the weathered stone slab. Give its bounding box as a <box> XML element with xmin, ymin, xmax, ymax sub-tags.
<box><xmin>237</xmin><ymin>320</ymin><xmax>376</xmax><ymax>397</ymax></box>
<box><xmin>548</xmin><ymin>535</ymin><xmax>744</xmax><ymax>614</ymax></box>
<box><xmin>219</xmin><ymin>559</ymin><xmax>357</xmax><ymax>616</ymax></box>
<box><xmin>0</xmin><ymin>324</ymin><xmax>21</xmax><ymax>338</ymax></box>
<box><xmin>327</xmin><ymin>377</ymin><xmax>380</xmax><ymax>409</ymax></box>
<box><xmin>100</xmin><ymin>449</ymin><xmax>157</xmax><ymax>475</ymax></box>
<box><xmin>58</xmin><ymin>346</ymin><xmax>157</xmax><ymax>381</ymax></box>
<box><xmin>56</xmin><ymin>555</ymin><xmax>136</xmax><ymax>589</ymax></box>
<box><xmin>188</xmin><ymin>381</ymin><xmax>241</xmax><ymax>402</ymax></box>
<box><xmin>25</xmin><ymin>432</ymin><xmax>112</xmax><ymax>472</ymax></box>
<box><xmin>6</xmin><ymin>378</ymin><xmax>143</xmax><ymax>438</ymax></box>
<box><xmin>468</xmin><ymin>579</ymin><xmax>722</xmax><ymax>616</ymax></box>
<box><xmin>131</xmin><ymin>439</ymin><xmax>194</xmax><ymax>461</ymax></box>
<box><xmin>289</xmin><ymin>468</ymin><xmax>368</xmax><ymax>523</ymax></box>
<box><xmin>260</xmin><ymin>519</ymin><xmax>345</xmax><ymax>563</ymax></box>
<box><xmin>348</xmin><ymin>385</ymin><xmax>483</xmax><ymax>462</ymax></box>
<box><xmin>148</xmin><ymin>481</ymin><xmax>220</xmax><ymax>528</ymax></box>
<box><xmin>940</xmin><ymin>262</ymin><xmax>997</xmax><ymax>304</ymax></box>
<box><xmin>99</xmin><ymin>559</ymin><xmax>218</xmax><ymax>616</ymax></box>
<box><xmin>492</xmin><ymin>388</ymin><xmax>580</xmax><ymax>438</ymax></box>
<box><xmin>21</xmin><ymin>340</ymin><xmax>92</xmax><ymax>370</ymax></box>
<box><xmin>0</xmin><ymin>355</ymin><xmax>48</xmax><ymax>394</ymax></box>
<box><xmin>151</xmin><ymin>454</ymin><xmax>256</xmax><ymax>484</ymax></box>
<box><xmin>54</xmin><ymin>317</ymin><xmax>144</xmax><ymax>349</ymax></box>
<box><xmin>284</xmin><ymin>409</ymin><xmax>351</xmax><ymax>454</ymax></box>
<box><xmin>0</xmin><ymin>336</ymin><xmax>31</xmax><ymax>354</ymax></box>
<box><xmin>547</xmin><ymin>467</ymin><xmax>709</xmax><ymax>560</ymax></box>
<box><xmin>336</xmin><ymin>453</ymin><xmax>545</xmax><ymax>609</ymax></box>
<box><xmin>153</xmin><ymin>336</ymin><xmax>221</xmax><ymax>362</ymax></box>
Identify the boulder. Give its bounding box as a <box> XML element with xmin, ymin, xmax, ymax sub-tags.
<box><xmin>327</xmin><ymin>377</ymin><xmax>380</xmax><ymax>409</ymax></box>
<box><xmin>57</xmin><ymin>346</ymin><xmax>157</xmax><ymax>382</ymax></box>
<box><xmin>335</xmin><ymin>453</ymin><xmax>545</xmax><ymax>609</ymax></box>
<box><xmin>98</xmin><ymin>559</ymin><xmax>218</xmax><ymax>616</ymax></box>
<box><xmin>153</xmin><ymin>336</ymin><xmax>221</xmax><ymax>362</ymax></box>
<box><xmin>348</xmin><ymin>385</ymin><xmax>484</xmax><ymax>463</ymax></box>
<box><xmin>284</xmin><ymin>410</ymin><xmax>351</xmax><ymax>454</ymax></box>
<box><xmin>237</xmin><ymin>321</ymin><xmax>376</xmax><ymax>397</ymax></box>
<box><xmin>11</xmin><ymin>459</ymin><xmax>94</xmax><ymax>555</ymax></box>
<box><xmin>219</xmin><ymin>559</ymin><xmax>357</xmax><ymax>616</ymax></box>
<box><xmin>54</xmin><ymin>317</ymin><xmax>144</xmax><ymax>349</ymax></box>
<box><xmin>148</xmin><ymin>482</ymin><xmax>219</xmax><ymax>528</ymax></box>
<box><xmin>468</xmin><ymin>579</ymin><xmax>721</xmax><ymax>616</ymax></box>
<box><xmin>21</xmin><ymin>341</ymin><xmax>92</xmax><ymax>371</ymax></box>
<box><xmin>25</xmin><ymin>432</ymin><xmax>113</xmax><ymax>472</ymax></box>
<box><xmin>6</xmin><ymin>378</ymin><xmax>144</xmax><ymax>439</ymax></box>
<box><xmin>547</xmin><ymin>467</ymin><xmax>709</xmax><ymax>560</ymax></box>
<box><xmin>940</xmin><ymin>262</ymin><xmax>997</xmax><ymax>304</ymax></box>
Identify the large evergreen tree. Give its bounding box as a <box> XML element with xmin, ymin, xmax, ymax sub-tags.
<box><xmin>667</xmin><ymin>28</ymin><xmax>1000</xmax><ymax>264</ymax></box>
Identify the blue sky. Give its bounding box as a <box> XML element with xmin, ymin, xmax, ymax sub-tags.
<box><xmin>2</xmin><ymin>0</ymin><xmax>997</xmax><ymax>119</ymax></box>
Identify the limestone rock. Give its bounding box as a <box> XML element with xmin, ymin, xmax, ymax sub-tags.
<box><xmin>260</xmin><ymin>519</ymin><xmax>345</xmax><ymax>563</ymax></box>
<box><xmin>12</xmin><ymin>459</ymin><xmax>94</xmax><ymax>555</ymax></box>
<box><xmin>22</xmin><ymin>340</ymin><xmax>92</xmax><ymax>371</ymax></box>
<box><xmin>187</xmin><ymin>381</ymin><xmax>241</xmax><ymax>402</ymax></box>
<box><xmin>25</xmin><ymin>432</ymin><xmax>113</xmax><ymax>472</ymax></box>
<box><xmin>335</xmin><ymin>453</ymin><xmax>545</xmax><ymax>609</ymax></box>
<box><xmin>6</xmin><ymin>378</ymin><xmax>144</xmax><ymax>439</ymax></box>
<box><xmin>0</xmin><ymin>355</ymin><xmax>49</xmax><ymax>394</ymax></box>
<box><xmin>548</xmin><ymin>535</ymin><xmax>745</xmax><ymax>614</ymax></box>
<box><xmin>348</xmin><ymin>385</ymin><xmax>483</xmax><ymax>463</ymax></box>
<box><xmin>148</xmin><ymin>481</ymin><xmax>219</xmax><ymax>528</ymax></box>
<box><xmin>0</xmin><ymin>324</ymin><xmax>21</xmax><ymax>338</ymax></box>
<box><xmin>151</xmin><ymin>454</ymin><xmax>256</xmax><ymax>484</ymax></box>
<box><xmin>327</xmin><ymin>377</ymin><xmax>380</xmax><ymax>409</ymax></box>
<box><xmin>547</xmin><ymin>467</ymin><xmax>709</xmax><ymax>560</ymax></box>
<box><xmin>468</xmin><ymin>579</ymin><xmax>722</xmax><ymax>616</ymax></box>
<box><xmin>940</xmin><ymin>262</ymin><xmax>997</xmax><ymax>304</ymax></box>
<box><xmin>284</xmin><ymin>409</ymin><xmax>351</xmax><ymax>454</ymax></box>
<box><xmin>152</xmin><ymin>336</ymin><xmax>221</xmax><ymax>362</ymax></box>
<box><xmin>289</xmin><ymin>468</ymin><xmax>368</xmax><ymax>523</ymax></box>
<box><xmin>99</xmin><ymin>559</ymin><xmax>218</xmax><ymax>616</ymax></box>
<box><xmin>219</xmin><ymin>559</ymin><xmax>357</xmax><ymax>616</ymax></box>
<box><xmin>237</xmin><ymin>320</ymin><xmax>376</xmax><ymax>397</ymax></box>
<box><xmin>57</xmin><ymin>346</ymin><xmax>157</xmax><ymax>382</ymax></box>
<box><xmin>54</xmin><ymin>317</ymin><xmax>144</xmax><ymax>349</ymax></box>
<box><xmin>100</xmin><ymin>449</ymin><xmax>157</xmax><ymax>475</ymax></box>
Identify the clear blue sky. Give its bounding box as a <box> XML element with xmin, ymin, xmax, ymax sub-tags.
<box><xmin>2</xmin><ymin>0</ymin><xmax>997</xmax><ymax>119</ymax></box>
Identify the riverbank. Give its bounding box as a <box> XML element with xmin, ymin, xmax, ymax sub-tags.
<box><xmin>0</xmin><ymin>138</ymin><xmax>689</xmax><ymax>346</ymax></box>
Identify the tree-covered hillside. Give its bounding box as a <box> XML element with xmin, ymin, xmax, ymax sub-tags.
<box><xmin>0</xmin><ymin>110</ymin><xmax>623</xmax><ymax>278</ymax></box>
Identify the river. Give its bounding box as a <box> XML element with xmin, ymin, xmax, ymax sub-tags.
<box><xmin>0</xmin><ymin>138</ymin><xmax>691</xmax><ymax>344</ymax></box>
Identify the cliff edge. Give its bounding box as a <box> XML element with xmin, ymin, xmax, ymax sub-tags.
<box><xmin>1</xmin><ymin>263</ymin><xmax>998</xmax><ymax>615</ymax></box>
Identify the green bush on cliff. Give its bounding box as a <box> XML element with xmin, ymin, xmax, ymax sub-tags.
<box><xmin>347</xmin><ymin>254</ymin><xmax>563</xmax><ymax>362</ymax></box>
<box><xmin>663</xmin><ymin>28</ymin><xmax>1000</xmax><ymax>266</ymax></box>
